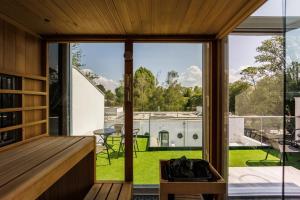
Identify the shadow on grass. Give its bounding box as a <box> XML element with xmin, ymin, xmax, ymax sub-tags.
<box><xmin>246</xmin><ymin>148</ymin><xmax>300</xmax><ymax>169</ymax></box>
<box><xmin>246</xmin><ymin>159</ymin><xmax>281</xmax><ymax>167</ymax></box>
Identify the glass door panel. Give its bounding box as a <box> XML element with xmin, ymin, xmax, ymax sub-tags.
<box><xmin>132</xmin><ymin>43</ymin><xmax>203</xmax><ymax>185</ymax></box>
<box><xmin>70</xmin><ymin>43</ymin><xmax>125</xmax><ymax>181</ymax></box>
<box><xmin>285</xmin><ymin>0</ymin><xmax>300</xmax><ymax>198</ymax></box>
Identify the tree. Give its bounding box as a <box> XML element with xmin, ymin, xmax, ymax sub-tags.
<box><xmin>148</xmin><ymin>86</ymin><xmax>165</xmax><ymax>111</ymax></box>
<box><xmin>133</xmin><ymin>67</ymin><xmax>156</xmax><ymax>111</ymax></box>
<box><xmin>105</xmin><ymin>90</ymin><xmax>115</xmax><ymax>107</ymax></box>
<box><xmin>229</xmin><ymin>81</ymin><xmax>250</xmax><ymax>113</ymax></box>
<box><xmin>240</xmin><ymin>66</ymin><xmax>263</xmax><ymax>86</ymax></box>
<box><xmin>255</xmin><ymin>36</ymin><xmax>284</xmax><ymax>76</ymax></box>
<box><xmin>115</xmin><ymin>82</ymin><xmax>124</xmax><ymax>106</ymax></box>
<box><xmin>164</xmin><ymin>83</ymin><xmax>185</xmax><ymax>111</ymax></box>
<box><xmin>71</xmin><ymin>43</ymin><xmax>85</xmax><ymax>68</ymax></box>
<box><xmin>166</xmin><ymin>70</ymin><xmax>179</xmax><ymax>85</ymax></box>
<box><xmin>231</xmin><ymin>36</ymin><xmax>285</xmax><ymax>116</ymax></box>
<box><xmin>235</xmin><ymin>76</ymin><xmax>283</xmax><ymax>115</ymax></box>
<box><xmin>96</xmin><ymin>84</ymin><xmax>106</xmax><ymax>93</ymax></box>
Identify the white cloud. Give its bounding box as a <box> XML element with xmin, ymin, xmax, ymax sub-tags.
<box><xmin>92</xmin><ymin>76</ymin><xmax>119</xmax><ymax>92</ymax></box>
<box><xmin>79</xmin><ymin>68</ymin><xmax>119</xmax><ymax>92</ymax></box>
<box><xmin>229</xmin><ymin>69</ymin><xmax>241</xmax><ymax>83</ymax></box>
<box><xmin>178</xmin><ymin>65</ymin><xmax>202</xmax><ymax>87</ymax></box>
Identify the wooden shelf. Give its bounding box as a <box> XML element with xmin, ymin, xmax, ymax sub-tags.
<box><xmin>0</xmin><ymin>106</ymin><xmax>47</xmax><ymax>113</ymax></box>
<box><xmin>0</xmin><ymin>124</ymin><xmax>23</xmax><ymax>133</ymax></box>
<box><xmin>0</xmin><ymin>90</ymin><xmax>46</xmax><ymax>95</ymax></box>
<box><xmin>0</xmin><ymin>120</ymin><xmax>47</xmax><ymax>133</ymax></box>
<box><xmin>0</xmin><ymin>70</ymin><xmax>46</xmax><ymax>81</ymax></box>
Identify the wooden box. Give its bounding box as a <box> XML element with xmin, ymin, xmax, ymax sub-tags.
<box><xmin>160</xmin><ymin>160</ymin><xmax>226</xmax><ymax>200</ymax></box>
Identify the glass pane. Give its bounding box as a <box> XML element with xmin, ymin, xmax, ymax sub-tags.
<box><xmin>133</xmin><ymin>43</ymin><xmax>203</xmax><ymax>185</ymax></box>
<box><xmin>285</xmin><ymin>0</ymin><xmax>300</xmax><ymax>198</ymax></box>
<box><xmin>228</xmin><ymin>35</ymin><xmax>284</xmax><ymax>197</ymax></box>
<box><xmin>48</xmin><ymin>43</ymin><xmax>62</xmax><ymax>136</ymax></box>
<box><xmin>70</xmin><ymin>43</ymin><xmax>124</xmax><ymax>181</ymax></box>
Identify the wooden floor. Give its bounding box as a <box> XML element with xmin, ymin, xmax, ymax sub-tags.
<box><xmin>84</xmin><ymin>182</ymin><xmax>132</xmax><ymax>200</ymax></box>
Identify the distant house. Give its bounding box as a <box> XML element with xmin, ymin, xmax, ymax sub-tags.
<box><xmin>71</xmin><ymin>67</ymin><xmax>105</xmax><ymax>135</ymax></box>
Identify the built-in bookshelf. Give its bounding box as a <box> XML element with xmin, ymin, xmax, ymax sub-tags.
<box><xmin>0</xmin><ymin>72</ymin><xmax>47</xmax><ymax>147</ymax></box>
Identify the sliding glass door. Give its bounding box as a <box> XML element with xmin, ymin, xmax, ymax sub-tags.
<box><xmin>132</xmin><ymin>43</ymin><xmax>204</xmax><ymax>185</ymax></box>
<box><xmin>285</xmin><ymin>0</ymin><xmax>300</xmax><ymax>198</ymax></box>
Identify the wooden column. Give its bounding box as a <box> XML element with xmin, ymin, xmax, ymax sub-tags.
<box><xmin>124</xmin><ymin>40</ymin><xmax>133</xmax><ymax>182</ymax></box>
<box><xmin>41</xmin><ymin>40</ymin><xmax>49</xmax><ymax>136</ymax></box>
<box><xmin>209</xmin><ymin>38</ymin><xmax>228</xmax><ymax>177</ymax></box>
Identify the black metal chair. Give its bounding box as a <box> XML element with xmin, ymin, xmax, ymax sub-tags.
<box><xmin>94</xmin><ymin>132</ymin><xmax>111</xmax><ymax>165</ymax></box>
<box><xmin>117</xmin><ymin>128</ymin><xmax>140</xmax><ymax>158</ymax></box>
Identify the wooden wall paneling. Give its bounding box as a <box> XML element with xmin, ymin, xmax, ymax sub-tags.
<box><xmin>15</xmin><ymin>29</ymin><xmax>26</xmax><ymax>74</ymax></box>
<box><xmin>0</xmin><ymin>19</ymin><xmax>47</xmax><ymax>145</ymax></box>
<box><xmin>4</xmin><ymin>22</ymin><xmax>16</xmax><ymax>72</ymax></box>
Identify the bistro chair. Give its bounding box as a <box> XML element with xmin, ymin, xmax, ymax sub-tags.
<box><xmin>117</xmin><ymin>128</ymin><xmax>140</xmax><ymax>158</ymax></box>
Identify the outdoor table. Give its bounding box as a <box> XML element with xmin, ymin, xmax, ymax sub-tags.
<box><xmin>93</xmin><ymin>128</ymin><xmax>116</xmax><ymax>152</ymax></box>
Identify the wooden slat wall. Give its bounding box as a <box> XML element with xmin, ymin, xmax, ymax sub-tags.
<box><xmin>0</xmin><ymin>18</ymin><xmax>47</xmax><ymax>142</ymax></box>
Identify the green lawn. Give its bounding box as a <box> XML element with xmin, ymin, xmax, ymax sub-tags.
<box><xmin>96</xmin><ymin>137</ymin><xmax>300</xmax><ymax>184</ymax></box>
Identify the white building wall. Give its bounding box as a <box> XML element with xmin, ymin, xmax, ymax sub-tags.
<box><xmin>295</xmin><ymin>97</ymin><xmax>300</xmax><ymax>140</ymax></box>
<box><xmin>72</xmin><ymin>68</ymin><xmax>105</xmax><ymax>136</ymax></box>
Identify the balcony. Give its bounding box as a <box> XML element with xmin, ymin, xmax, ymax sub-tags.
<box><xmin>93</xmin><ymin>113</ymin><xmax>300</xmax><ymax>197</ymax></box>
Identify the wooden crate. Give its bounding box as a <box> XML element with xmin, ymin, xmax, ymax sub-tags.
<box><xmin>160</xmin><ymin>160</ymin><xmax>226</xmax><ymax>200</ymax></box>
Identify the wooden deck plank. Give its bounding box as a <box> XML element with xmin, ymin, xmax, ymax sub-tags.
<box><xmin>84</xmin><ymin>183</ymin><xmax>102</xmax><ymax>200</ymax></box>
<box><xmin>0</xmin><ymin>136</ymin><xmax>49</xmax><ymax>160</ymax></box>
<box><xmin>118</xmin><ymin>182</ymin><xmax>132</xmax><ymax>200</ymax></box>
<box><xmin>106</xmin><ymin>183</ymin><xmax>122</xmax><ymax>200</ymax></box>
<box><xmin>95</xmin><ymin>183</ymin><xmax>112</xmax><ymax>200</ymax></box>
<box><xmin>0</xmin><ymin>137</ymin><xmax>81</xmax><ymax>187</ymax></box>
<box><xmin>0</xmin><ymin>136</ymin><xmax>94</xmax><ymax>200</ymax></box>
<box><xmin>0</xmin><ymin>137</ymin><xmax>60</xmax><ymax>168</ymax></box>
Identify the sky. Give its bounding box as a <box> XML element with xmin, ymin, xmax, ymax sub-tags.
<box><xmin>75</xmin><ymin>0</ymin><xmax>300</xmax><ymax>91</ymax></box>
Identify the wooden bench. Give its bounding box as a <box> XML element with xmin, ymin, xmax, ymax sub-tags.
<box><xmin>84</xmin><ymin>182</ymin><xmax>132</xmax><ymax>200</ymax></box>
<box><xmin>0</xmin><ymin>136</ymin><xmax>95</xmax><ymax>200</ymax></box>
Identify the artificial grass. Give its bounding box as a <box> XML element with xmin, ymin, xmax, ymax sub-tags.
<box><xmin>96</xmin><ymin>137</ymin><xmax>300</xmax><ymax>184</ymax></box>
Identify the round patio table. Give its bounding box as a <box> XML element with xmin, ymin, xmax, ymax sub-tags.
<box><xmin>93</xmin><ymin>128</ymin><xmax>116</xmax><ymax>152</ymax></box>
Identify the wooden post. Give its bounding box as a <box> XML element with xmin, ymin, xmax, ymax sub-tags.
<box><xmin>41</xmin><ymin>40</ymin><xmax>49</xmax><ymax>136</ymax></box>
<box><xmin>124</xmin><ymin>40</ymin><xmax>133</xmax><ymax>182</ymax></box>
<box><xmin>209</xmin><ymin>39</ymin><xmax>228</xmax><ymax>178</ymax></box>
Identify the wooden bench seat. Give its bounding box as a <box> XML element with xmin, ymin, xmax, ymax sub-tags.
<box><xmin>84</xmin><ymin>182</ymin><xmax>132</xmax><ymax>200</ymax></box>
<box><xmin>0</xmin><ymin>136</ymin><xmax>95</xmax><ymax>200</ymax></box>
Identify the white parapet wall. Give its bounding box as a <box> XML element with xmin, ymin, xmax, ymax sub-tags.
<box><xmin>71</xmin><ymin>67</ymin><xmax>105</xmax><ymax>136</ymax></box>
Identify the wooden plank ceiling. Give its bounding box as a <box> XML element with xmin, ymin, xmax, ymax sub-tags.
<box><xmin>0</xmin><ymin>0</ymin><xmax>265</xmax><ymax>38</ymax></box>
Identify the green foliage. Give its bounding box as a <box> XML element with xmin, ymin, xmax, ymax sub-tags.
<box><xmin>240</xmin><ymin>66</ymin><xmax>263</xmax><ymax>86</ymax></box>
<box><xmin>115</xmin><ymin>82</ymin><xmax>124</xmax><ymax>106</ymax></box>
<box><xmin>235</xmin><ymin>75</ymin><xmax>283</xmax><ymax>115</ymax></box>
<box><xmin>133</xmin><ymin>67</ymin><xmax>156</xmax><ymax>111</ymax></box>
<box><xmin>132</xmin><ymin>66</ymin><xmax>202</xmax><ymax>112</ymax></box>
<box><xmin>71</xmin><ymin>43</ymin><xmax>85</xmax><ymax>68</ymax></box>
<box><xmin>229</xmin><ymin>81</ymin><xmax>250</xmax><ymax>113</ymax></box>
<box><xmin>105</xmin><ymin>90</ymin><xmax>116</xmax><ymax>107</ymax></box>
<box><xmin>232</xmin><ymin>36</ymin><xmax>285</xmax><ymax>115</ymax></box>
<box><xmin>96</xmin><ymin>84</ymin><xmax>106</xmax><ymax>93</ymax></box>
<box><xmin>163</xmin><ymin>83</ymin><xmax>186</xmax><ymax>111</ymax></box>
<box><xmin>255</xmin><ymin>36</ymin><xmax>284</xmax><ymax>75</ymax></box>
<box><xmin>148</xmin><ymin>86</ymin><xmax>165</xmax><ymax>111</ymax></box>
